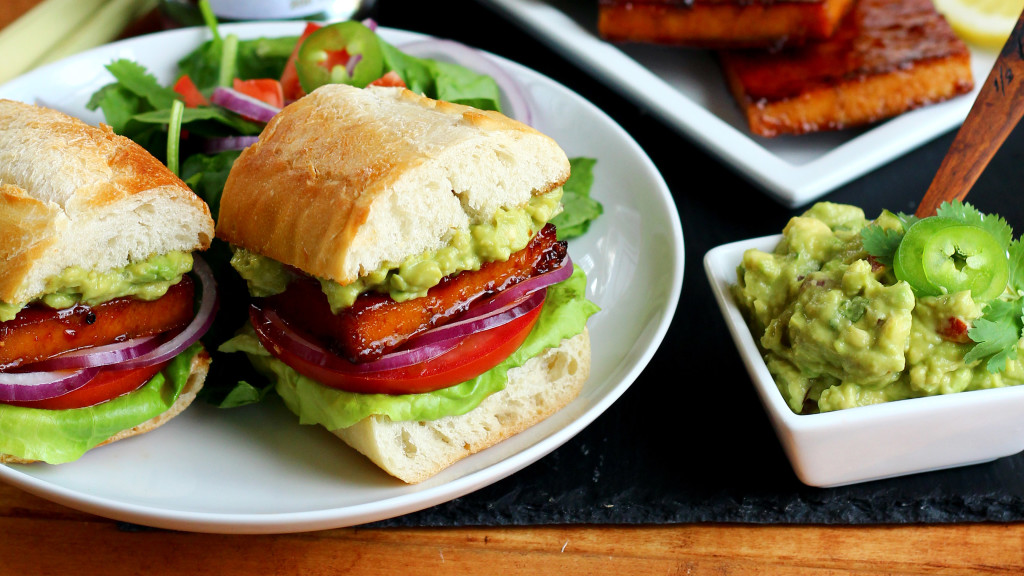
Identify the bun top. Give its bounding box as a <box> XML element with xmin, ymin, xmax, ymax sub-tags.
<box><xmin>0</xmin><ymin>99</ymin><xmax>214</xmax><ymax>304</ymax></box>
<box><xmin>216</xmin><ymin>84</ymin><xmax>570</xmax><ymax>285</ymax></box>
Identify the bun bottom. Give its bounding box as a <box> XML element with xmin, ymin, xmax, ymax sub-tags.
<box><xmin>0</xmin><ymin>350</ymin><xmax>210</xmax><ymax>465</ymax></box>
<box><xmin>332</xmin><ymin>329</ymin><xmax>591</xmax><ymax>484</ymax></box>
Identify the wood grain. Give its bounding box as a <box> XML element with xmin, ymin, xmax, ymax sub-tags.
<box><xmin>1</xmin><ymin>481</ymin><xmax>1023</xmax><ymax>575</ymax></box>
<box><xmin>916</xmin><ymin>10</ymin><xmax>1024</xmax><ymax>216</ymax></box>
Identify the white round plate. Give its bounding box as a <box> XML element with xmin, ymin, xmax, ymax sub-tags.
<box><xmin>0</xmin><ymin>22</ymin><xmax>683</xmax><ymax>534</ymax></box>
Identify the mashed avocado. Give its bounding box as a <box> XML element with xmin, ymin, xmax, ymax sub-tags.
<box><xmin>0</xmin><ymin>251</ymin><xmax>194</xmax><ymax>322</ymax></box>
<box><xmin>733</xmin><ymin>202</ymin><xmax>1024</xmax><ymax>414</ymax></box>
<box><xmin>231</xmin><ymin>188</ymin><xmax>563</xmax><ymax>312</ymax></box>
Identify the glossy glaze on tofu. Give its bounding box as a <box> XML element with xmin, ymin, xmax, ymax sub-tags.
<box><xmin>718</xmin><ymin>0</ymin><xmax>974</xmax><ymax>137</ymax></box>
<box><xmin>598</xmin><ymin>0</ymin><xmax>855</xmax><ymax>49</ymax></box>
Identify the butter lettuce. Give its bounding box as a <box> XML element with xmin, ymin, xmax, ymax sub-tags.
<box><xmin>219</xmin><ymin>266</ymin><xmax>599</xmax><ymax>428</ymax></box>
<box><xmin>0</xmin><ymin>344</ymin><xmax>202</xmax><ymax>464</ymax></box>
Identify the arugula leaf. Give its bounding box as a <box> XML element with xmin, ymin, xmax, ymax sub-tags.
<box><xmin>181</xmin><ymin>149</ymin><xmax>243</xmax><ymax>220</ymax></box>
<box><xmin>552</xmin><ymin>157</ymin><xmax>602</xmax><ymax>240</ymax></box>
<box><xmin>936</xmin><ymin>199</ymin><xmax>1014</xmax><ymax>249</ymax></box>
<box><xmin>965</xmin><ymin>299</ymin><xmax>1024</xmax><ymax>372</ymax></box>
<box><xmin>379</xmin><ymin>40</ymin><xmax>437</xmax><ymax>96</ymax></box>
<box><xmin>432</xmin><ymin>60</ymin><xmax>502</xmax><ymax>111</ymax></box>
<box><xmin>131</xmin><ymin>106</ymin><xmax>263</xmax><ymax>135</ymax></box>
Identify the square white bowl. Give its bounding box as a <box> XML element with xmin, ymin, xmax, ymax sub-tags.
<box><xmin>704</xmin><ymin>235</ymin><xmax>1024</xmax><ymax>487</ymax></box>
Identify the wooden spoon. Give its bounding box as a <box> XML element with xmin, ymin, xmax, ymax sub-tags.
<box><xmin>916</xmin><ymin>11</ymin><xmax>1024</xmax><ymax>217</ymax></box>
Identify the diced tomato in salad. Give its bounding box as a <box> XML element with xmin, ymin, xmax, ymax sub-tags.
<box><xmin>369</xmin><ymin>70</ymin><xmax>406</xmax><ymax>88</ymax></box>
<box><xmin>233</xmin><ymin>78</ymin><xmax>285</xmax><ymax>108</ymax></box>
<box><xmin>280</xmin><ymin>21</ymin><xmax>323</xmax><ymax>102</ymax></box>
<box><xmin>172</xmin><ymin>74</ymin><xmax>208</xmax><ymax>107</ymax></box>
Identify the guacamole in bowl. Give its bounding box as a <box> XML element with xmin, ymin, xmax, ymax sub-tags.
<box><xmin>733</xmin><ymin>201</ymin><xmax>1024</xmax><ymax>414</ymax></box>
<box><xmin>704</xmin><ymin>201</ymin><xmax>1024</xmax><ymax>487</ymax></box>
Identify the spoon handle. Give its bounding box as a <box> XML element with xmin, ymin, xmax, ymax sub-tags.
<box><xmin>916</xmin><ymin>11</ymin><xmax>1024</xmax><ymax>217</ymax></box>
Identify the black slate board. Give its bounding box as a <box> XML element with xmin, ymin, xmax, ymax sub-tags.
<box><xmin>363</xmin><ymin>0</ymin><xmax>1024</xmax><ymax>527</ymax></box>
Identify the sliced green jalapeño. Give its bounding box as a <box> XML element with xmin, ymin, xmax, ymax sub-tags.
<box><xmin>894</xmin><ymin>217</ymin><xmax>1008</xmax><ymax>301</ymax></box>
<box><xmin>296</xmin><ymin>21</ymin><xmax>384</xmax><ymax>94</ymax></box>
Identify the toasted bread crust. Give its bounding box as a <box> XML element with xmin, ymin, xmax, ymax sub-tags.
<box><xmin>332</xmin><ymin>329</ymin><xmax>591</xmax><ymax>484</ymax></box>
<box><xmin>0</xmin><ymin>99</ymin><xmax>215</xmax><ymax>304</ymax></box>
<box><xmin>0</xmin><ymin>350</ymin><xmax>210</xmax><ymax>465</ymax></box>
<box><xmin>719</xmin><ymin>0</ymin><xmax>973</xmax><ymax>136</ymax></box>
<box><xmin>216</xmin><ymin>84</ymin><xmax>570</xmax><ymax>285</ymax></box>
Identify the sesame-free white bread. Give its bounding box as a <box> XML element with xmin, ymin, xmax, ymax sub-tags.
<box><xmin>0</xmin><ymin>350</ymin><xmax>210</xmax><ymax>464</ymax></box>
<box><xmin>0</xmin><ymin>99</ymin><xmax>214</xmax><ymax>305</ymax></box>
<box><xmin>216</xmin><ymin>84</ymin><xmax>570</xmax><ymax>284</ymax></box>
<box><xmin>332</xmin><ymin>330</ymin><xmax>590</xmax><ymax>484</ymax></box>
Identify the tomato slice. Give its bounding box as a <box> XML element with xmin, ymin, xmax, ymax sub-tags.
<box><xmin>172</xmin><ymin>74</ymin><xmax>208</xmax><ymax>108</ymax></box>
<box><xmin>280</xmin><ymin>21</ymin><xmax>323</xmax><ymax>101</ymax></box>
<box><xmin>894</xmin><ymin>217</ymin><xmax>1009</xmax><ymax>300</ymax></box>
<box><xmin>233</xmin><ymin>78</ymin><xmax>285</xmax><ymax>109</ymax></box>
<box><xmin>4</xmin><ymin>362</ymin><xmax>169</xmax><ymax>410</ymax></box>
<box><xmin>296</xmin><ymin>21</ymin><xmax>384</xmax><ymax>94</ymax></box>
<box><xmin>250</xmin><ymin>299</ymin><xmax>544</xmax><ymax>395</ymax></box>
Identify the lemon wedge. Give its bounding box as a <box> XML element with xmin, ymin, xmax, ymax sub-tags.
<box><xmin>933</xmin><ymin>0</ymin><xmax>1024</xmax><ymax>49</ymax></box>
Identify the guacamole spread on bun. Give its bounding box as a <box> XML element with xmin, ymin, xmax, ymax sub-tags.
<box><xmin>733</xmin><ymin>201</ymin><xmax>1024</xmax><ymax>414</ymax></box>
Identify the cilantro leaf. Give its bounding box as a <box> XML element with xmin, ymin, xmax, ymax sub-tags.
<box><xmin>936</xmin><ymin>199</ymin><xmax>1014</xmax><ymax>250</ymax></box>
<box><xmin>1009</xmin><ymin>239</ymin><xmax>1024</xmax><ymax>295</ymax></box>
<box><xmin>860</xmin><ymin>224</ymin><xmax>903</xmax><ymax>267</ymax></box>
<box><xmin>966</xmin><ymin>298</ymin><xmax>1024</xmax><ymax>373</ymax></box>
<box><xmin>104</xmin><ymin>59</ymin><xmax>179</xmax><ymax>111</ymax></box>
<box><xmin>895</xmin><ymin>211</ymin><xmax>920</xmax><ymax>231</ymax></box>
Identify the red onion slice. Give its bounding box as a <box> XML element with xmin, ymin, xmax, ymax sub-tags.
<box><xmin>21</xmin><ymin>336</ymin><xmax>163</xmax><ymax>373</ymax></box>
<box><xmin>397</xmin><ymin>39</ymin><xmax>534</xmax><ymax>126</ymax></box>
<box><xmin>0</xmin><ymin>367</ymin><xmax>99</xmax><ymax>402</ymax></box>
<box><xmin>346</xmin><ymin>53</ymin><xmax>362</xmax><ymax>78</ymax></box>
<box><xmin>252</xmin><ymin>305</ymin><xmax>460</xmax><ymax>374</ymax></box>
<box><xmin>203</xmin><ymin>135</ymin><xmax>260</xmax><ymax>153</ymax></box>
<box><xmin>456</xmin><ymin>256</ymin><xmax>572</xmax><ymax>325</ymax></box>
<box><xmin>361</xmin><ymin>18</ymin><xmax>378</xmax><ymax>31</ymax></box>
<box><xmin>407</xmin><ymin>287</ymin><xmax>547</xmax><ymax>350</ymax></box>
<box><xmin>0</xmin><ymin>256</ymin><xmax>216</xmax><ymax>402</ymax></box>
<box><xmin>210</xmin><ymin>87</ymin><xmax>281</xmax><ymax>123</ymax></box>
<box><xmin>117</xmin><ymin>255</ymin><xmax>218</xmax><ymax>370</ymax></box>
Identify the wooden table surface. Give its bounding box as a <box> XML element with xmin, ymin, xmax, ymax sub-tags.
<box><xmin>3</xmin><ymin>1</ymin><xmax>1024</xmax><ymax>573</ymax></box>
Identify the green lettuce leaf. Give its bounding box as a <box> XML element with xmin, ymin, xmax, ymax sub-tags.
<box><xmin>219</xmin><ymin>266</ymin><xmax>599</xmax><ymax>428</ymax></box>
<box><xmin>0</xmin><ymin>344</ymin><xmax>203</xmax><ymax>464</ymax></box>
<box><xmin>552</xmin><ymin>157</ymin><xmax>602</xmax><ymax>240</ymax></box>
